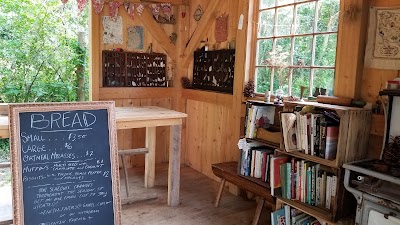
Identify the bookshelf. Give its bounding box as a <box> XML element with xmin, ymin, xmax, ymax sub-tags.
<box><xmin>238</xmin><ymin>100</ymin><xmax>283</xmax><ymax>187</ymax></box>
<box><xmin>273</xmin><ymin>100</ymin><xmax>372</xmax><ymax>224</ymax></box>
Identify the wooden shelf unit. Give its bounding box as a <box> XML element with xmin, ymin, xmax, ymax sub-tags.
<box><xmin>283</xmin><ymin>100</ymin><xmax>372</xmax><ymax>168</ymax></box>
<box><xmin>274</xmin><ymin>100</ymin><xmax>371</xmax><ymax>223</ymax></box>
<box><xmin>192</xmin><ymin>49</ymin><xmax>235</xmax><ymax>94</ymax></box>
<box><xmin>102</xmin><ymin>50</ymin><xmax>167</xmax><ymax>87</ymax></box>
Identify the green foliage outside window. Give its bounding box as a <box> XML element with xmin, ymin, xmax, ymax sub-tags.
<box><xmin>0</xmin><ymin>0</ymin><xmax>88</xmax><ymax>160</ymax></box>
<box><xmin>255</xmin><ymin>0</ymin><xmax>340</xmax><ymax>97</ymax></box>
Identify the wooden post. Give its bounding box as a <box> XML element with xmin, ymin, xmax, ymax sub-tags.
<box><xmin>145</xmin><ymin>127</ymin><xmax>156</xmax><ymax>188</ymax></box>
<box><xmin>168</xmin><ymin>124</ymin><xmax>181</xmax><ymax>206</ymax></box>
<box><xmin>77</xmin><ymin>32</ymin><xmax>86</xmax><ymax>101</ymax></box>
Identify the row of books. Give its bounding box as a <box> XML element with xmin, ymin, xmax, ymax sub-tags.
<box><xmin>238</xmin><ymin>143</ymin><xmax>274</xmax><ymax>183</ymax></box>
<box><xmin>244</xmin><ymin>102</ymin><xmax>276</xmax><ymax>139</ymax></box>
<box><xmin>272</xmin><ymin>205</ymin><xmax>323</xmax><ymax>225</ymax></box>
<box><xmin>271</xmin><ymin>157</ymin><xmax>337</xmax><ymax>210</ymax></box>
<box><xmin>281</xmin><ymin>108</ymin><xmax>340</xmax><ymax>160</ymax></box>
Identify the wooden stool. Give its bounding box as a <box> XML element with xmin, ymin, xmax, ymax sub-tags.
<box><xmin>212</xmin><ymin>162</ymin><xmax>275</xmax><ymax>225</ymax></box>
<box><xmin>118</xmin><ymin>148</ymin><xmax>149</xmax><ymax>197</ymax></box>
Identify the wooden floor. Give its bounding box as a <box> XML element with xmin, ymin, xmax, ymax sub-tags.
<box><xmin>121</xmin><ymin>163</ymin><xmax>270</xmax><ymax>225</ymax></box>
<box><xmin>0</xmin><ymin>164</ymin><xmax>271</xmax><ymax>225</ymax></box>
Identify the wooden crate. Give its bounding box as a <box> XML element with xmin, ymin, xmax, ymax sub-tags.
<box><xmin>283</xmin><ymin>101</ymin><xmax>372</xmax><ymax>168</ymax></box>
<box><xmin>102</xmin><ymin>51</ymin><xmax>167</xmax><ymax>87</ymax></box>
<box><xmin>192</xmin><ymin>49</ymin><xmax>235</xmax><ymax>94</ymax></box>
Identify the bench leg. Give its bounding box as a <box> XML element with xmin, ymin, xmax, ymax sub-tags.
<box><xmin>214</xmin><ymin>178</ymin><xmax>226</xmax><ymax>207</ymax></box>
<box><xmin>252</xmin><ymin>198</ymin><xmax>265</xmax><ymax>225</ymax></box>
<box><xmin>121</xmin><ymin>155</ymin><xmax>130</xmax><ymax>197</ymax></box>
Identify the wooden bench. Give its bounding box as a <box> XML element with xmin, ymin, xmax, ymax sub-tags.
<box><xmin>211</xmin><ymin>161</ymin><xmax>275</xmax><ymax>225</ymax></box>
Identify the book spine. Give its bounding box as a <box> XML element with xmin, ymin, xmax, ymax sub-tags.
<box><xmin>311</xmin><ymin>165</ymin><xmax>316</xmax><ymax>206</ymax></box>
<box><xmin>291</xmin><ymin>158</ymin><xmax>296</xmax><ymax>199</ymax></box>
<box><xmin>325</xmin><ymin>176</ymin><xmax>332</xmax><ymax>209</ymax></box>
<box><xmin>296</xmin><ymin>161</ymin><xmax>300</xmax><ymax>201</ymax></box>
<box><xmin>314</xmin><ymin>116</ymin><xmax>321</xmax><ymax>157</ymax></box>
<box><xmin>307</xmin><ymin>166</ymin><xmax>311</xmax><ymax>205</ymax></box>
<box><xmin>280</xmin><ymin>163</ymin><xmax>287</xmax><ymax>198</ymax></box>
<box><xmin>261</xmin><ymin>152</ymin><xmax>267</xmax><ymax>182</ymax></box>
<box><xmin>325</xmin><ymin>126</ymin><xmax>339</xmax><ymax>160</ymax></box>
<box><xmin>287</xmin><ymin>162</ymin><xmax>292</xmax><ymax>199</ymax></box>
<box><xmin>319</xmin><ymin>118</ymin><xmax>327</xmax><ymax>159</ymax></box>
<box><xmin>331</xmin><ymin>175</ymin><xmax>337</xmax><ymax>210</ymax></box>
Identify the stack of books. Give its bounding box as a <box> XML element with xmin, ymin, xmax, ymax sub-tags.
<box><xmin>271</xmin><ymin>205</ymin><xmax>321</xmax><ymax>225</ymax></box>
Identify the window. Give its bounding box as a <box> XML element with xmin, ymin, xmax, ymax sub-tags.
<box><xmin>254</xmin><ymin>0</ymin><xmax>340</xmax><ymax>97</ymax></box>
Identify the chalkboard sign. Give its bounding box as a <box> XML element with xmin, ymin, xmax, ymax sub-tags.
<box><xmin>9</xmin><ymin>102</ymin><xmax>121</xmax><ymax>225</ymax></box>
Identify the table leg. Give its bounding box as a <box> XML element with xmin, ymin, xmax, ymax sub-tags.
<box><xmin>168</xmin><ymin>124</ymin><xmax>181</xmax><ymax>206</ymax></box>
<box><xmin>145</xmin><ymin>127</ymin><xmax>156</xmax><ymax>188</ymax></box>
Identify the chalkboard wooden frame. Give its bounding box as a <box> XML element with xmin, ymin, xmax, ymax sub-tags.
<box><xmin>9</xmin><ymin>101</ymin><xmax>121</xmax><ymax>225</ymax></box>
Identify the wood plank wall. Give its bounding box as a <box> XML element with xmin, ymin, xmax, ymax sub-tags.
<box><xmin>89</xmin><ymin>0</ymin><xmax>399</xmax><ymax>177</ymax></box>
<box><xmin>361</xmin><ymin>0</ymin><xmax>400</xmax><ymax>159</ymax></box>
<box><xmin>90</xmin><ymin>3</ymin><xmax>179</xmax><ymax>167</ymax></box>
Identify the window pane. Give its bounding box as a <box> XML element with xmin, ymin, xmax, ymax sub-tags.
<box><xmin>276</xmin><ymin>6</ymin><xmax>294</xmax><ymax>36</ymax></box>
<box><xmin>275</xmin><ymin>38</ymin><xmax>292</xmax><ymax>65</ymax></box>
<box><xmin>256</xmin><ymin>39</ymin><xmax>273</xmax><ymax>65</ymax></box>
<box><xmin>260</xmin><ymin>0</ymin><xmax>275</xmax><ymax>9</ymax></box>
<box><xmin>294</xmin><ymin>36</ymin><xmax>312</xmax><ymax>66</ymax></box>
<box><xmin>295</xmin><ymin>2</ymin><xmax>315</xmax><ymax>34</ymax></box>
<box><xmin>291</xmin><ymin>68</ymin><xmax>310</xmax><ymax>97</ymax></box>
<box><xmin>273</xmin><ymin>67</ymin><xmax>289</xmax><ymax>94</ymax></box>
<box><xmin>277</xmin><ymin>0</ymin><xmax>294</xmax><ymax>6</ymax></box>
<box><xmin>258</xmin><ymin>10</ymin><xmax>275</xmax><ymax>38</ymax></box>
<box><xmin>255</xmin><ymin>67</ymin><xmax>271</xmax><ymax>93</ymax></box>
<box><xmin>313</xmin><ymin>68</ymin><xmax>334</xmax><ymax>96</ymax></box>
<box><xmin>317</xmin><ymin>0</ymin><xmax>340</xmax><ymax>32</ymax></box>
<box><xmin>314</xmin><ymin>34</ymin><xmax>337</xmax><ymax>66</ymax></box>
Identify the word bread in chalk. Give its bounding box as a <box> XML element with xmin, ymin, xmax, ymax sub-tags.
<box><xmin>30</xmin><ymin>111</ymin><xmax>97</xmax><ymax>130</ymax></box>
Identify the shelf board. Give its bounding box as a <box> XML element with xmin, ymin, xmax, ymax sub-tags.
<box><xmin>247</xmin><ymin>138</ymin><xmax>280</xmax><ymax>149</ymax></box>
<box><xmin>275</xmin><ymin>149</ymin><xmax>338</xmax><ymax>168</ymax></box>
<box><xmin>284</xmin><ymin>100</ymin><xmax>368</xmax><ymax>111</ymax></box>
<box><xmin>239</xmin><ymin>175</ymin><xmax>270</xmax><ymax>189</ymax></box>
<box><xmin>277</xmin><ymin>197</ymin><xmax>336</xmax><ymax>224</ymax></box>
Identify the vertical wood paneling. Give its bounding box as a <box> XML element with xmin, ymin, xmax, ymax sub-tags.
<box><xmin>185</xmin><ymin>99</ymin><xmax>235</xmax><ymax>181</ymax></box>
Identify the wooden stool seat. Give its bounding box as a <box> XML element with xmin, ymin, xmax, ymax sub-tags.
<box><xmin>211</xmin><ymin>161</ymin><xmax>275</xmax><ymax>225</ymax></box>
<box><xmin>118</xmin><ymin>148</ymin><xmax>149</xmax><ymax>197</ymax></box>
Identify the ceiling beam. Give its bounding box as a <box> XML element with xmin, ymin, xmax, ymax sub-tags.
<box><xmin>137</xmin><ymin>8</ymin><xmax>177</xmax><ymax>61</ymax></box>
<box><xmin>181</xmin><ymin>0</ymin><xmax>225</xmax><ymax>68</ymax></box>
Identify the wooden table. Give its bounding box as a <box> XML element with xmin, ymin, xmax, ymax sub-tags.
<box><xmin>0</xmin><ymin>106</ymin><xmax>187</xmax><ymax>224</ymax></box>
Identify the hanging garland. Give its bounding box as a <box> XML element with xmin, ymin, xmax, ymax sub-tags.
<box><xmin>124</xmin><ymin>2</ymin><xmax>135</xmax><ymax>20</ymax></box>
<box><xmin>60</xmin><ymin>0</ymin><xmax>175</xmax><ymax>22</ymax></box>
<box><xmin>92</xmin><ymin>0</ymin><xmax>105</xmax><ymax>14</ymax></box>
<box><xmin>108</xmin><ymin>1</ymin><xmax>122</xmax><ymax>20</ymax></box>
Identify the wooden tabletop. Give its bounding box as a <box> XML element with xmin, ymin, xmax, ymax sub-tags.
<box><xmin>0</xmin><ymin>106</ymin><xmax>187</xmax><ymax>138</ymax></box>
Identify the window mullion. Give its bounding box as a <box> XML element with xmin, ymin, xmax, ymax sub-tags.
<box><xmin>270</xmin><ymin>6</ymin><xmax>279</xmax><ymax>93</ymax></box>
<box><xmin>288</xmin><ymin>3</ymin><xmax>298</xmax><ymax>96</ymax></box>
<box><xmin>310</xmin><ymin>1</ymin><xmax>319</xmax><ymax>97</ymax></box>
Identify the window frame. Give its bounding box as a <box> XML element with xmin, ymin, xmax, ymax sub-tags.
<box><xmin>250</xmin><ymin>0</ymin><xmax>340</xmax><ymax>97</ymax></box>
